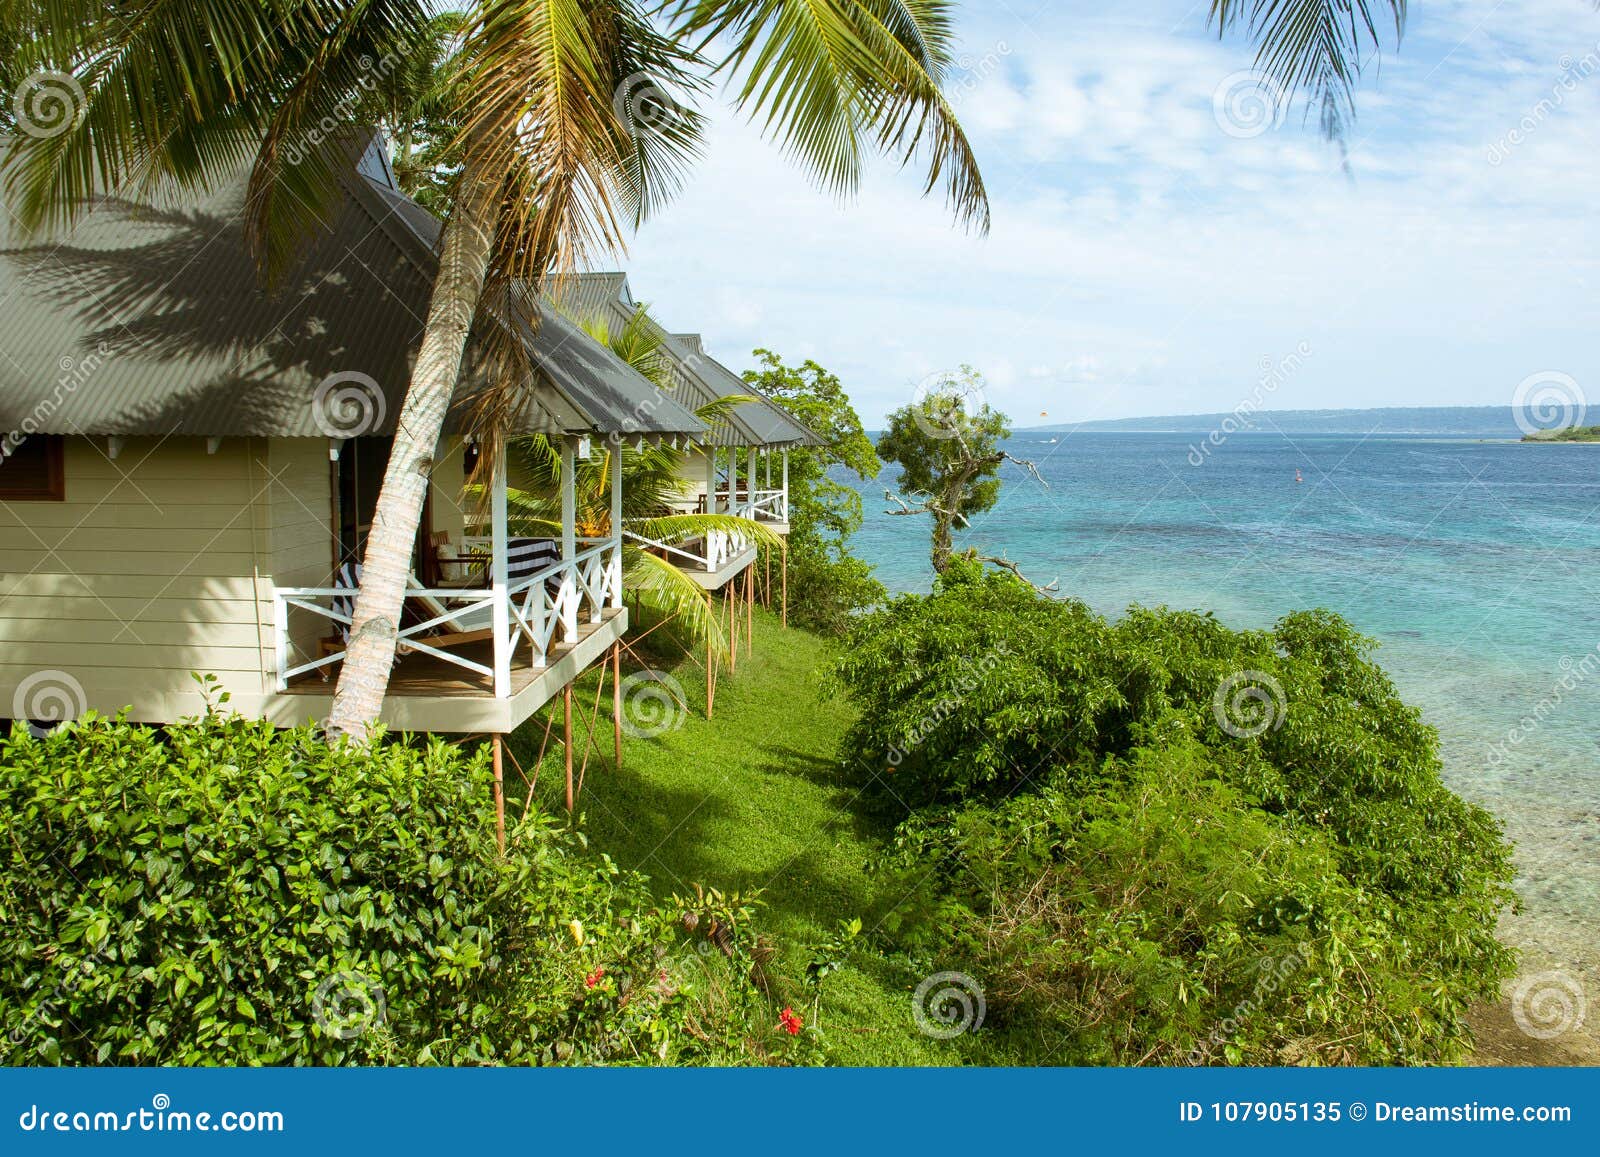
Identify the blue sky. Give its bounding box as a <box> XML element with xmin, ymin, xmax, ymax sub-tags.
<box><xmin>615</xmin><ymin>0</ymin><xmax>1600</xmax><ymax>427</ymax></box>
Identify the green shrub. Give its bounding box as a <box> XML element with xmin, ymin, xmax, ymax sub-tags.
<box><xmin>0</xmin><ymin>710</ymin><xmax>771</xmax><ymax>1065</ymax></box>
<box><xmin>779</xmin><ymin>538</ymin><xmax>887</xmax><ymax>637</ymax></box>
<box><xmin>836</xmin><ymin>567</ymin><xmax>1517</xmax><ymax>1065</ymax></box>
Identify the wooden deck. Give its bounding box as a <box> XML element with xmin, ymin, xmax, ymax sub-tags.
<box><xmin>265</xmin><ymin>607</ymin><xmax>628</xmax><ymax>734</ymax></box>
<box><xmin>681</xmin><ymin>543</ymin><xmax>759</xmax><ymax>591</ymax></box>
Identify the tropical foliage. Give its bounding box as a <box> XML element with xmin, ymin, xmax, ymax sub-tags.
<box><xmin>0</xmin><ymin>703</ymin><xmax>777</xmax><ymax>1066</ymax></box>
<box><xmin>741</xmin><ymin>350</ymin><xmax>885</xmax><ymax>633</ymax></box>
<box><xmin>876</xmin><ymin>367</ymin><xmax>1011</xmax><ymax>573</ymax></box>
<box><xmin>1210</xmin><ymin>0</ymin><xmax>1405</xmax><ymax>140</ymax></box>
<box><xmin>378</xmin><ymin>9</ymin><xmax>470</xmax><ymax>213</ymax></box>
<box><xmin>832</xmin><ymin>563</ymin><xmax>1517</xmax><ymax>1064</ymax></box>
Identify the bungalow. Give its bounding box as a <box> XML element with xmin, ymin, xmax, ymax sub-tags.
<box><xmin>0</xmin><ymin>137</ymin><xmax>706</xmax><ymax>749</ymax></box>
<box><xmin>550</xmin><ymin>273</ymin><xmax>818</xmax><ymax>625</ymax></box>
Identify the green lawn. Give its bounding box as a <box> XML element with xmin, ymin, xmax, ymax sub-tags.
<box><xmin>506</xmin><ymin>607</ymin><xmax>953</xmax><ymax>1065</ymax></box>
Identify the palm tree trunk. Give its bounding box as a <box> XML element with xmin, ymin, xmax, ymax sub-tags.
<box><xmin>327</xmin><ymin>169</ymin><xmax>499</xmax><ymax>738</ymax></box>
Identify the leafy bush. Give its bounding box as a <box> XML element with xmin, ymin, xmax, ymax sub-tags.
<box><xmin>0</xmin><ymin>710</ymin><xmax>772</xmax><ymax>1065</ymax></box>
<box><xmin>836</xmin><ymin>566</ymin><xmax>1517</xmax><ymax>1065</ymax></box>
<box><xmin>778</xmin><ymin>539</ymin><xmax>886</xmax><ymax>637</ymax></box>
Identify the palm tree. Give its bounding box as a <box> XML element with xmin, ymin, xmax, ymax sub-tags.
<box><xmin>1</xmin><ymin>1</ymin><xmax>1409</xmax><ymax>738</ymax></box>
<box><xmin>374</xmin><ymin>9</ymin><xmax>470</xmax><ymax>212</ymax></box>
<box><xmin>324</xmin><ymin>0</ymin><xmax>993</xmax><ymax>736</ymax></box>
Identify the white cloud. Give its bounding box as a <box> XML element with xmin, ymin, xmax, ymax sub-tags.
<box><xmin>621</xmin><ymin>0</ymin><xmax>1600</xmax><ymax>424</ymax></box>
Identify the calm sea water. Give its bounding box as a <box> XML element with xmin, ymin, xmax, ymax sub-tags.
<box><xmin>845</xmin><ymin>432</ymin><xmax>1600</xmax><ymax>975</ymax></box>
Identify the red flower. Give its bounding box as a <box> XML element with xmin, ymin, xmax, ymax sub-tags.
<box><xmin>778</xmin><ymin>1007</ymin><xmax>804</xmax><ymax>1036</ymax></box>
<box><xmin>584</xmin><ymin>966</ymin><xmax>606</xmax><ymax>990</ymax></box>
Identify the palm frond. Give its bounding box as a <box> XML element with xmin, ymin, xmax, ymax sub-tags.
<box><xmin>1</xmin><ymin>0</ymin><xmax>430</xmax><ymax>260</ymax></box>
<box><xmin>246</xmin><ymin>0</ymin><xmax>438</xmax><ymax>277</ymax></box>
<box><xmin>454</xmin><ymin>0</ymin><xmax>705</xmax><ymax>284</ymax></box>
<box><xmin>623</xmin><ymin>545</ymin><xmax>726</xmax><ymax>646</ymax></box>
<box><xmin>635</xmin><ymin>512</ymin><xmax>784</xmax><ymax>551</ymax></box>
<box><xmin>1209</xmin><ymin>0</ymin><xmax>1405</xmax><ymax>139</ymax></box>
<box><xmin>672</xmin><ymin>0</ymin><xmax>988</xmax><ymax>232</ymax></box>
<box><xmin>595</xmin><ymin>301</ymin><xmax>673</xmax><ymax>387</ymax></box>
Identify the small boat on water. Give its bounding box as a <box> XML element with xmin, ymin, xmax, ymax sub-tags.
<box><xmin>1295</xmin><ymin>469</ymin><xmax>1304</xmax><ymax>483</ymax></box>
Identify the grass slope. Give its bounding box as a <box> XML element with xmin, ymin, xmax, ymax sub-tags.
<box><xmin>506</xmin><ymin>608</ymin><xmax>952</xmax><ymax>1065</ymax></box>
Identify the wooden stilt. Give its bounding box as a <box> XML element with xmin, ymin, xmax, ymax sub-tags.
<box><xmin>525</xmin><ymin>710</ymin><xmax>554</xmax><ymax>811</ymax></box>
<box><xmin>746</xmin><ymin>567</ymin><xmax>754</xmax><ymax>657</ymax></box>
<box><xmin>781</xmin><ymin>541</ymin><xmax>788</xmax><ymax>628</ymax></box>
<box><xmin>492</xmin><ymin>734</ymin><xmax>505</xmax><ymax>853</ymax></box>
<box><xmin>705</xmin><ymin>594</ymin><xmax>716</xmax><ymax>719</ymax></box>
<box><xmin>612</xmin><ymin>642</ymin><xmax>623</xmax><ymax>770</ymax></box>
<box><xmin>574</xmin><ymin>670</ymin><xmax>604</xmax><ymax>804</ymax></box>
<box><xmin>563</xmin><ymin>684</ymin><xmax>574</xmax><ymax>813</ymax></box>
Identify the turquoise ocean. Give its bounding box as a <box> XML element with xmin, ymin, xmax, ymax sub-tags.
<box><xmin>844</xmin><ymin>432</ymin><xmax>1600</xmax><ymax>980</ymax></box>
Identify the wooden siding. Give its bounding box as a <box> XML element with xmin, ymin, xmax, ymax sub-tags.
<box><xmin>263</xmin><ymin>438</ymin><xmax>335</xmax><ymax>674</ymax></box>
<box><xmin>0</xmin><ymin>436</ymin><xmax>274</xmax><ymax>720</ymax></box>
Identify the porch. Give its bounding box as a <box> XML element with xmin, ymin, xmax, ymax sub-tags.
<box><xmin>695</xmin><ymin>445</ymin><xmax>791</xmax><ymax>534</ymax></box>
<box><xmin>266</xmin><ymin>608</ymin><xmax>627</xmax><ymax>733</ymax></box>
<box><xmin>265</xmin><ymin>438</ymin><xmax>627</xmax><ymax>734</ymax></box>
<box><xmin>714</xmin><ymin>485</ymin><xmax>789</xmax><ymax>531</ymax></box>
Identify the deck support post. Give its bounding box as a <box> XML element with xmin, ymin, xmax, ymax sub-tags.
<box><xmin>608</xmin><ymin>443</ymin><xmax>624</xmax><ymax>610</ymax></box>
<box><xmin>746</xmin><ymin>566</ymin><xmax>754</xmax><ymax>657</ymax></box>
<box><xmin>611</xmin><ymin>642</ymin><xmax>623</xmax><ymax>770</ymax></box>
<box><xmin>490</xmin><ymin>454</ymin><xmax>510</xmax><ymax>698</ymax></box>
<box><xmin>781</xmin><ymin>449</ymin><xmax>789</xmax><ymax>522</ymax></box>
<box><xmin>781</xmin><ymin>540</ymin><xmax>788</xmax><ymax>628</ymax></box>
<box><xmin>273</xmin><ymin>594</ymin><xmax>289</xmax><ymax>692</ymax></box>
<box><xmin>563</xmin><ymin>684</ymin><xmax>575</xmax><ymax>813</ymax></box>
<box><xmin>492</xmin><ymin>734</ymin><xmax>505</xmax><ymax>853</ymax></box>
<box><xmin>560</xmin><ymin>436</ymin><xmax>577</xmax><ymax>643</ymax></box>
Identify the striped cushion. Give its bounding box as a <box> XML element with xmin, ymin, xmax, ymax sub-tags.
<box><xmin>506</xmin><ymin>537</ymin><xmax>562</xmax><ymax>582</ymax></box>
<box><xmin>331</xmin><ymin>562</ymin><xmax>361</xmax><ymax>641</ymax></box>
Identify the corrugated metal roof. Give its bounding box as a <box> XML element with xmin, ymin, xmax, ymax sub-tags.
<box><xmin>0</xmin><ymin>164</ymin><xmax>706</xmax><ymax>441</ymax></box>
<box><xmin>669</xmin><ymin>332</ymin><xmax>822</xmax><ymax>447</ymax></box>
<box><xmin>549</xmin><ymin>272</ymin><xmax>818</xmax><ymax>448</ymax></box>
<box><xmin>364</xmin><ymin>188</ymin><xmax>703</xmax><ymax>442</ymax></box>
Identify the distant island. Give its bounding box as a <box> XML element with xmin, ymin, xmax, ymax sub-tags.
<box><xmin>1028</xmin><ymin>405</ymin><xmax>1521</xmax><ymax>438</ymax></box>
<box><xmin>1522</xmin><ymin>425</ymin><xmax>1600</xmax><ymax>443</ymax></box>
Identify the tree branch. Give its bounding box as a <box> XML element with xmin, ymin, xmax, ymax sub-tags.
<box><xmin>975</xmin><ymin>550</ymin><xmax>1060</xmax><ymax>596</ymax></box>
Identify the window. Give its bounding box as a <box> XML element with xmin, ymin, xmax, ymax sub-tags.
<box><xmin>0</xmin><ymin>435</ymin><xmax>65</xmax><ymax>500</ymax></box>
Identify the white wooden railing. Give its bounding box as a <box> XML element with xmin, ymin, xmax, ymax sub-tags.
<box><xmin>272</xmin><ymin>537</ymin><xmax>623</xmax><ymax>695</ymax></box>
<box><xmin>461</xmin><ymin>537</ymin><xmax>622</xmax><ymax>671</ymax></box>
<box><xmin>272</xmin><ymin>582</ymin><xmax>498</xmax><ymax>689</ymax></box>
<box><xmin>713</xmin><ymin>487</ymin><xmax>788</xmax><ymax>523</ymax></box>
<box><xmin>624</xmin><ymin>525</ymin><xmax>751</xmax><ymax>573</ymax></box>
<box><xmin>749</xmin><ymin>488</ymin><xmax>788</xmax><ymax>522</ymax></box>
